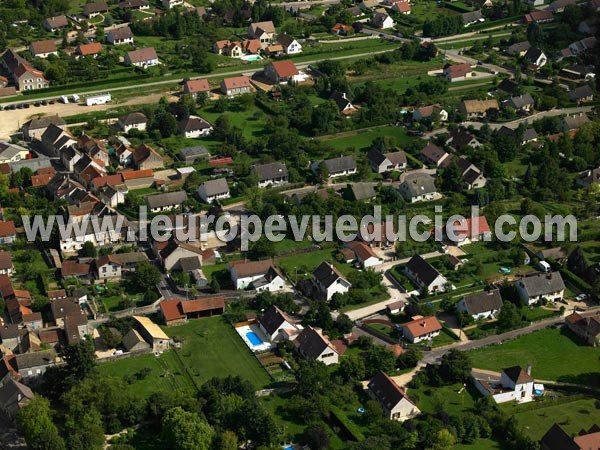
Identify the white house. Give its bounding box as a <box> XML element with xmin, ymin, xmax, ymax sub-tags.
<box><xmin>124</xmin><ymin>47</ymin><xmax>159</xmax><ymax>68</ymax></box>
<box><xmin>371</xmin><ymin>9</ymin><xmax>395</xmax><ymax>28</ymax></box>
<box><xmin>311</xmin><ymin>156</ymin><xmax>357</xmax><ymax>179</ymax></box>
<box><xmin>251</xmin><ymin>162</ymin><xmax>289</xmax><ymax>188</ymax></box>
<box><xmin>400</xmin><ymin>315</ymin><xmax>442</xmax><ymax>343</ymax></box>
<box><xmin>117</xmin><ymin>112</ymin><xmax>147</xmax><ymax>133</ymax></box>
<box><xmin>399</xmin><ymin>174</ymin><xmax>438</xmax><ymax>203</ymax></box>
<box><xmin>368</xmin><ymin>149</ymin><xmax>407</xmax><ymax>173</ymax></box>
<box><xmin>146</xmin><ymin>191</ymin><xmax>188</xmax><ymax>213</ymax></box>
<box><xmin>106</xmin><ymin>26</ymin><xmax>134</xmax><ymax>46</ymax></box>
<box><xmin>473</xmin><ymin>366</ymin><xmax>535</xmax><ymax>403</ymax></box>
<box><xmin>178</xmin><ymin>116</ymin><xmax>213</xmax><ymax>138</ymax></box>
<box><xmin>514</xmin><ymin>272</ymin><xmax>565</xmax><ymax>305</ymax></box>
<box><xmin>295</xmin><ymin>326</ymin><xmax>339</xmax><ymax>366</ymax></box>
<box><xmin>228</xmin><ymin>259</ymin><xmax>284</xmax><ymax>291</ymax></box>
<box><xmin>404</xmin><ymin>255</ymin><xmax>448</xmax><ymax>294</ymax></box>
<box><xmin>367</xmin><ymin>371</ymin><xmax>421</xmax><ymax>421</ymax></box>
<box><xmin>258</xmin><ymin>305</ymin><xmax>300</xmax><ymax>342</ymax></box>
<box><xmin>312</xmin><ymin>261</ymin><xmax>351</xmax><ymax>301</ymax></box>
<box><xmin>277</xmin><ymin>34</ymin><xmax>302</xmax><ymax>54</ymax></box>
<box><xmin>197</xmin><ymin>178</ymin><xmax>230</xmax><ymax>203</ymax></box>
<box><xmin>345</xmin><ymin>241</ymin><xmax>382</xmax><ymax>268</ymax></box>
<box><xmin>456</xmin><ymin>290</ymin><xmax>503</xmax><ymax>321</ymax></box>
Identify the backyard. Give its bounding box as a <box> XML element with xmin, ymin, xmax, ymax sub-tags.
<box><xmin>467</xmin><ymin>327</ymin><xmax>600</xmax><ymax>387</ymax></box>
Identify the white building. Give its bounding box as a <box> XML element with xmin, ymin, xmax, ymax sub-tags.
<box><xmin>228</xmin><ymin>259</ymin><xmax>284</xmax><ymax>291</ymax></box>
<box><xmin>473</xmin><ymin>366</ymin><xmax>535</xmax><ymax>403</ymax></box>
<box><xmin>404</xmin><ymin>255</ymin><xmax>448</xmax><ymax>294</ymax></box>
<box><xmin>295</xmin><ymin>326</ymin><xmax>339</xmax><ymax>365</ymax></box>
<box><xmin>368</xmin><ymin>371</ymin><xmax>421</xmax><ymax>421</ymax></box>
<box><xmin>456</xmin><ymin>290</ymin><xmax>503</xmax><ymax>320</ymax></box>
<box><xmin>514</xmin><ymin>272</ymin><xmax>565</xmax><ymax>305</ymax></box>
<box><xmin>401</xmin><ymin>315</ymin><xmax>442</xmax><ymax>343</ymax></box>
<box><xmin>312</xmin><ymin>261</ymin><xmax>351</xmax><ymax>301</ymax></box>
<box><xmin>257</xmin><ymin>305</ymin><xmax>300</xmax><ymax>342</ymax></box>
<box><xmin>197</xmin><ymin>178</ymin><xmax>230</xmax><ymax>203</ymax></box>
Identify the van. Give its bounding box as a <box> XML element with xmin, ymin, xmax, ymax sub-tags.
<box><xmin>537</xmin><ymin>260</ymin><xmax>551</xmax><ymax>273</ymax></box>
<box><xmin>72</xmin><ymin>94</ymin><xmax>80</xmax><ymax>102</ymax></box>
<box><xmin>60</xmin><ymin>95</ymin><xmax>69</xmax><ymax>104</ymax></box>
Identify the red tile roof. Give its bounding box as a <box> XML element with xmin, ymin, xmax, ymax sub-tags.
<box><xmin>222</xmin><ymin>75</ymin><xmax>252</xmax><ymax>90</ymax></box>
<box><xmin>270</xmin><ymin>60</ymin><xmax>299</xmax><ymax>77</ymax></box>
<box><xmin>160</xmin><ymin>298</ymin><xmax>186</xmax><ymax>322</ymax></box>
<box><xmin>403</xmin><ymin>315</ymin><xmax>441</xmax><ymax>338</ymax></box>
<box><xmin>184</xmin><ymin>78</ymin><xmax>210</xmax><ymax>94</ymax></box>
<box><xmin>121</xmin><ymin>169</ymin><xmax>154</xmax><ymax>180</ymax></box>
<box><xmin>78</xmin><ymin>42</ymin><xmax>103</xmax><ymax>56</ymax></box>
<box><xmin>0</xmin><ymin>220</ymin><xmax>16</xmax><ymax>237</ymax></box>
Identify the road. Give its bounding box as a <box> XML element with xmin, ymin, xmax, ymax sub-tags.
<box><xmin>421</xmin><ymin>308</ymin><xmax>600</xmax><ymax>364</ymax></box>
<box><xmin>443</xmin><ymin>48</ymin><xmax>512</xmax><ymax>76</ymax></box>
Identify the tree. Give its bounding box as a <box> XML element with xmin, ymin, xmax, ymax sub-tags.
<box><xmin>338</xmin><ymin>353</ymin><xmax>365</xmax><ymax>382</ymax></box>
<box><xmin>216</xmin><ymin>430</ymin><xmax>238</xmax><ymax>450</ymax></box>
<box><xmin>441</xmin><ymin>161</ymin><xmax>463</xmax><ymax>193</ymax></box>
<box><xmin>133</xmin><ymin>261</ymin><xmax>161</xmax><ymax>288</ymax></box>
<box><xmin>81</xmin><ymin>241</ymin><xmax>97</xmax><ymax>258</ymax></box>
<box><xmin>364</xmin><ymin>345</ymin><xmax>396</xmax><ymax>378</ymax></box>
<box><xmin>303</xmin><ymin>424</ymin><xmax>330</xmax><ymax>450</ymax></box>
<box><xmin>210</xmin><ymin>277</ymin><xmax>221</xmax><ymax>293</ymax></box>
<box><xmin>17</xmin><ymin>396</ymin><xmax>66</xmax><ymax>450</ymax></box>
<box><xmin>61</xmin><ymin>338</ymin><xmax>97</xmax><ymax>381</ymax></box>
<box><xmin>162</xmin><ymin>407</ymin><xmax>214</xmax><ymax>450</ymax></box>
<box><xmin>439</xmin><ymin>349</ymin><xmax>472</xmax><ymax>384</ymax></box>
<box><xmin>497</xmin><ymin>301</ymin><xmax>521</xmax><ymax>330</ymax></box>
<box><xmin>396</xmin><ymin>349</ymin><xmax>421</xmax><ymax>370</ymax></box>
<box><xmin>363</xmin><ymin>400</ymin><xmax>383</xmax><ymax>425</ymax></box>
<box><xmin>428</xmin><ymin>429</ymin><xmax>456</xmax><ymax>450</ymax></box>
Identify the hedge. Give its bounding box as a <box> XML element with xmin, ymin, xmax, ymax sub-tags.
<box><xmin>559</xmin><ymin>268</ymin><xmax>592</xmax><ymax>293</ymax></box>
<box><xmin>329</xmin><ymin>406</ymin><xmax>365</xmax><ymax>442</ymax></box>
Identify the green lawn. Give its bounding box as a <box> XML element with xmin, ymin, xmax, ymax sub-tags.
<box><xmin>316</xmin><ymin>126</ymin><xmax>414</xmax><ymax>152</ymax></box>
<box><xmin>467</xmin><ymin>327</ymin><xmax>600</xmax><ymax>387</ymax></box>
<box><xmin>455</xmin><ymin>438</ymin><xmax>502</xmax><ymax>450</ymax></box>
<box><xmin>410</xmin><ymin>383</ymin><xmax>480</xmax><ymax>416</ymax></box>
<box><xmin>276</xmin><ymin>248</ymin><xmax>344</xmax><ymax>278</ymax></box>
<box><xmin>164</xmin><ymin>316</ymin><xmax>272</xmax><ymax>389</ymax></box>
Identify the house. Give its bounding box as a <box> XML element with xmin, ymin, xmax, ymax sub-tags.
<box><xmin>0</xmin><ymin>142</ymin><xmax>28</xmax><ymax>164</ymax></box>
<box><xmin>387</xmin><ymin>300</ymin><xmax>407</xmax><ymax>314</ymax></box>
<box><xmin>504</xmin><ymin>93</ymin><xmax>534</xmax><ymax>112</ymax></box>
<box><xmin>117</xmin><ymin>112</ymin><xmax>147</xmax><ymax>133</ymax></box>
<box><xmin>515</xmin><ymin>272</ymin><xmax>565</xmax><ymax>305</ymax></box>
<box><xmin>197</xmin><ymin>178</ymin><xmax>230</xmax><ymax>203</ymax></box>
<box><xmin>565</xmin><ymin>312</ymin><xmax>600</xmax><ymax>346</ymax></box>
<box><xmin>446</xmin><ymin>128</ymin><xmax>481</xmax><ymax>150</ymax></box>
<box><xmin>220</xmin><ymin>76</ymin><xmax>252</xmax><ymax>97</ymax></box>
<box><xmin>106</xmin><ymin>26</ymin><xmax>134</xmax><ymax>46</ymax></box>
<box><xmin>561</xmin><ymin>114</ymin><xmax>590</xmax><ymax>132</ymax></box>
<box><xmin>399</xmin><ymin>174</ymin><xmax>438</xmax><ymax>203</ymax></box>
<box><xmin>162</xmin><ymin>0</ymin><xmax>183</xmax><ymax>8</ymax></box>
<box><xmin>83</xmin><ymin>1</ymin><xmax>109</xmax><ymax>17</ymax></box>
<box><xmin>560</xmin><ymin>64</ymin><xmax>596</xmax><ymax>81</ymax></box>
<box><xmin>524</xmin><ymin>47</ymin><xmax>547</xmax><ymax>69</ymax></box>
<box><xmin>331</xmin><ymin>23</ymin><xmax>352</xmax><ymax>35</ymax></box>
<box><xmin>11</xmin><ymin>350</ymin><xmax>56</xmax><ymax>379</ymax></box>
<box><xmin>122</xmin><ymin>328</ymin><xmax>151</xmax><ymax>353</ymax></box>
<box><xmin>1</xmin><ymin>49</ymin><xmax>49</xmax><ymax>91</ymax></box>
<box><xmin>566</xmin><ymin>36</ymin><xmax>598</xmax><ymax>57</ymax></box>
<box><xmin>0</xmin><ymin>378</ymin><xmax>34</xmax><ymax>420</ymax></box>
<box><xmin>522</xmin><ymin>128</ymin><xmax>539</xmax><ymax>145</ymax></box>
<box><xmin>94</xmin><ymin>255</ymin><xmax>123</xmax><ymax>280</ymax></box>
<box><xmin>458</xmin><ymin>99</ymin><xmax>499</xmax><ymax>120</ymax></box>
<box><xmin>401</xmin><ymin>315</ymin><xmax>442</xmax><ymax>343</ymax></box>
<box><xmin>458</xmin><ymin>161</ymin><xmax>487</xmax><ymax>190</ymax></box>
<box><xmin>0</xmin><ymin>325</ymin><xmax>20</xmax><ymax>351</ymax></box>
<box><xmin>29</xmin><ymin>40</ymin><xmax>58</xmax><ymax>59</ymax></box>
<box><xmin>264</xmin><ymin>60</ymin><xmax>299</xmax><ymax>84</ymax></box>
<box><xmin>420</xmin><ymin>142</ymin><xmax>448</xmax><ymax>167</ymax></box>
<box><xmin>133</xmin><ymin>316</ymin><xmax>170</xmax><ymax>353</ymax></box>
<box><xmin>125</xmin><ymin>47</ymin><xmax>159</xmax><ymax>68</ymax></box>
<box><xmin>157</xmin><ymin>238</ymin><xmax>203</xmax><ymax>271</ymax></box>
<box><xmin>443</xmin><ymin>63</ymin><xmax>472</xmax><ymax>82</ymax></box>
<box><xmin>119</xmin><ymin>0</ymin><xmax>150</xmax><ymax>10</ymax></box>
<box><xmin>251</xmin><ymin>162</ymin><xmax>289</xmax><ymax>187</ymax></box>
<box><xmin>312</xmin><ymin>261</ymin><xmax>351</xmax><ymax>301</ymax></box>
<box><xmin>463</xmin><ymin>10</ymin><xmax>483</xmax><ymax>26</ymax></box>
<box><xmin>295</xmin><ymin>326</ymin><xmax>339</xmax><ymax>365</ymax></box>
<box><xmin>330</xmin><ymin>91</ymin><xmax>359</xmax><ymax>115</ymax></box>
<box><xmin>359</xmin><ymin>221</ymin><xmax>398</xmax><ymax>248</ymax></box>
<box><xmin>228</xmin><ymin>259</ymin><xmax>284</xmax><ymax>291</ymax></box>
<box><xmin>576</xmin><ymin>167</ymin><xmax>600</xmax><ymax>187</ymax></box>
<box><xmin>368</xmin><ymin>371</ymin><xmax>421</xmax><ymax>420</ymax></box>
<box><xmin>160</xmin><ymin>297</ymin><xmax>225</xmax><ymax>326</ymax></box>
<box><xmin>569</xmin><ymin>85</ymin><xmax>594</xmax><ymax>103</ymax></box>
<box><xmin>360</xmin><ymin>0</ymin><xmax>382</xmax><ymax>9</ymax></box>
<box><xmin>391</xmin><ymin>1</ymin><xmax>411</xmax><ymax>13</ymax></box>
<box><xmin>265</xmin><ymin>44</ymin><xmax>284</xmax><ymax>56</ymax></box>
<box><xmin>242</xmin><ymin>39</ymin><xmax>261</xmax><ymax>55</ymax></box>
<box><xmin>549</xmin><ymin>0</ymin><xmax>576</xmax><ymax>12</ymax></box>
<box><xmin>524</xmin><ymin>10</ymin><xmax>553</xmax><ymax>24</ymax></box>
<box><xmin>312</xmin><ymin>156</ymin><xmax>357</xmax><ymax>179</ymax></box>
<box><xmin>133</xmin><ymin>143</ymin><xmax>163</xmax><ymax>170</ymax></box>
<box><xmin>507</xmin><ymin>41</ymin><xmax>531</xmax><ymax>57</ymax></box>
<box><xmin>247</xmin><ymin>21</ymin><xmax>276</xmax><ymax>43</ymax></box>
<box><xmin>457</xmin><ymin>290</ymin><xmax>503</xmax><ymax>320</ymax></box>
<box><xmin>0</xmin><ymin>251</ymin><xmax>14</xmax><ymax>275</ymax></box>
<box><xmin>183</xmin><ymin>79</ymin><xmax>211</xmax><ymax>98</ymax></box>
<box><xmin>0</xmin><ymin>220</ymin><xmax>16</xmax><ymax>244</ymax></box>
<box><xmin>473</xmin><ymin>366</ymin><xmax>536</xmax><ymax>403</ymax></box>
<box><xmin>258</xmin><ymin>305</ymin><xmax>299</xmax><ymax>342</ymax></box>
<box><xmin>277</xmin><ymin>34</ymin><xmax>302</xmax><ymax>54</ymax></box>
<box><xmin>60</xmin><ymin>260</ymin><xmax>90</xmax><ymax>278</ymax></box>
<box><xmin>405</xmin><ymin>255</ymin><xmax>447</xmax><ymax>293</ymax></box>
<box><xmin>540</xmin><ymin>423</ymin><xmax>600</xmax><ymax>450</ymax></box>
<box><xmin>22</xmin><ymin>115</ymin><xmax>66</xmax><ymax>141</ymax></box>
<box><xmin>75</xmin><ymin>42</ymin><xmax>103</xmax><ymax>60</ymax></box>
<box><xmin>371</xmin><ymin>9</ymin><xmax>395</xmax><ymax>28</ymax></box>
<box><xmin>368</xmin><ymin>149</ymin><xmax>407</xmax><ymax>173</ymax></box>
<box><xmin>176</xmin><ymin>146</ymin><xmax>208</xmax><ymax>165</ymax></box>
<box><xmin>350</xmin><ymin>183</ymin><xmax>376</xmax><ymax>201</ymax></box>
<box><xmin>345</xmin><ymin>241</ymin><xmax>382</xmax><ymax>268</ymax></box>
<box><xmin>44</xmin><ymin>15</ymin><xmax>69</xmax><ymax>32</ymax></box>
<box><xmin>146</xmin><ymin>191</ymin><xmax>188</xmax><ymax>213</ymax></box>
<box><xmin>178</xmin><ymin>116</ymin><xmax>213</xmax><ymax>138</ymax></box>
<box><xmin>412</xmin><ymin>104</ymin><xmax>448</xmax><ymax>122</ymax></box>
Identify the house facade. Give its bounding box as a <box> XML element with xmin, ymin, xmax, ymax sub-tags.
<box><xmin>514</xmin><ymin>272</ymin><xmax>565</xmax><ymax>305</ymax></box>
<box><xmin>368</xmin><ymin>371</ymin><xmax>421</xmax><ymax>421</ymax></box>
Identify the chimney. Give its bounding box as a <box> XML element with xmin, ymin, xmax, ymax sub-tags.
<box><xmin>526</xmin><ymin>364</ymin><xmax>532</xmax><ymax>376</ymax></box>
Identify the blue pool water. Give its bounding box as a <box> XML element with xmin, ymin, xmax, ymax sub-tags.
<box><xmin>246</xmin><ymin>331</ymin><xmax>264</xmax><ymax>346</ymax></box>
<box><xmin>242</xmin><ymin>55</ymin><xmax>262</xmax><ymax>61</ymax></box>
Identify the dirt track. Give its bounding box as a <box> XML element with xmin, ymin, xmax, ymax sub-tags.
<box><xmin>0</xmin><ymin>90</ymin><xmax>175</xmax><ymax>140</ymax></box>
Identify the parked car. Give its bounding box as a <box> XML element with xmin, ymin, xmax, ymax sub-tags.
<box><xmin>575</xmin><ymin>293</ymin><xmax>588</xmax><ymax>301</ymax></box>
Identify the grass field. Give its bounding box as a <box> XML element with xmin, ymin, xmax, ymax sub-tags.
<box><xmin>467</xmin><ymin>327</ymin><xmax>600</xmax><ymax>387</ymax></box>
<box><xmin>410</xmin><ymin>383</ymin><xmax>480</xmax><ymax>416</ymax></box>
<box><xmin>317</xmin><ymin>126</ymin><xmax>414</xmax><ymax>151</ymax></box>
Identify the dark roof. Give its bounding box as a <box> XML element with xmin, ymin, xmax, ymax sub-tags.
<box><xmin>0</xmin><ymin>378</ymin><xmax>34</xmax><ymax>407</ymax></box>
<box><xmin>50</xmin><ymin>298</ymin><xmax>80</xmax><ymax>320</ymax></box>
<box><xmin>406</xmin><ymin>255</ymin><xmax>442</xmax><ymax>286</ymax></box>
<box><xmin>506</xmin><ymin>93</ymin><xmax>534</xmax><ymax>109</ymax></box>
<box><xmin>312</xmin><ymin>261</ymin><xmax>348</xmax><ymax>288</ymax></box>
<box><xmin>401</xmin><ymin>174</ymin><xmax>437</xmax><ymax>197</ymax></box>
<box><xmin>252</xmin><ymin>162</ymin><xmax>288</xmax><ymax>181</ymax></box>
<box><xmin>178</xmin><ymin>116</ymin><xmax>212</xmax><ymax>133</ymax></box>
<box><xmin>119</xmin><ymin>112</ymin><xmax>147</xmax><ymax>125</ymax></box>
<box><xmin>295</xmin><ymin>326</ymin><xmax>336</xmax><ymax>359</ymax></box>
<box><xmin>179</xmin><ymin>256</ymin><xmax>202</xmax><ymax>272</ymax></box>
<box><xmin>518</xmin><ymin>272</ymin><xmax>565</xmax><ymax>297</ymax></box>
<box><xmin>44</xmin><ymin>16</ymin><xmax>69</xmax><ymax>28</ymax></box>
<box><xmin>108</xmin><ymin>26</ymin><xmax>134</xmax><ymax>40</ymax></box>
<box><xmin>126</xmin><ymin>47</ymin><xmax>157</xmax><ymax>64</ymax></box>
<box><xmin>14</xmin><ymin>350</ymin><xmax>56</xmax><ymax>370</ymax></box>
<box><xmin>351</xmin><ymin>183</ymin><xmax>376</xmax><ymax>201</ymax></box>
<box><xmin>497</xmin><ymin>78</ymin><xmax>519</xmax><ymax>94</ymax></box>
<box><xmin>0</xmin><ymin>324</ymin><xmax>19</xmax><ymax>340</ymax></box>
<box><xmin>540</xmin><ymin>424</ymin><xmax>581</xmax><ymax>450</ymax></box>
<box><xmin>179</xmin><ymin>145</ymin><xmax>209</xmax><ymax>159</ymax></box>
<box><xmin>259</xmin><ymin>305</ymin><xmax>293</xmax><ymax>336</ymax></box>
<box><xmin>277</xmin><ymin>33</ymin><xmax>297</xmax><ymax>48</ymax></box>
<box><xmin>524</xmin><ymin>47</ymin><xmax>544</xmax><ymax>63</ymax></box>
<box><xmin>83</xmin><ymin>1</ymin><xmax>109</xmax><ymax>14</ymax></box>
<box><xmin>461</xmin><ymin>290</ymin><xmax>503</xmax><ymax>315</ymax></box>
<box><xmin>502</xmin><ymin>365</ymin><xmax>534</xmax><ymax>384</ymax></box>
<box><xmin>146</xmin><ymin>191</ymin><xmax>188</xmax><ymax>209</ymax></box>
<box><xmin>420</xmin><ymin>142</ymin><xmax>447</xmax><ymax>163</ymax></box>
<box><xmin>322</xmin><ymin>155</ymin><xmax>356</xmax><ymax>174</ymax></box>
<box><xmin>569</xmin><ymin>84</ymin><xmax>594</xmax><ymax>101</ymax></box>
<box><xmin>368</xmin><ymin>371</ymin><xmax>415</xmax><ymax>410</ymax></box>
<box><xmin>200</xmin><ymin>178</ymin><xmax>229</xmax><ymax>197</ymax></box>
<box><xmin>523</xmin><ymin>128</ymin><xmax>538</xmax><ymax>141</ymax></box>
<box><xmin>507</xmin><ymin>41</ymin><xmax>531</xmax><ymax>55</ymax></box>
<box><xmin>368</xmin><ymin>148</ymin><xmax>387</xmax><ymax>166</ymax></box>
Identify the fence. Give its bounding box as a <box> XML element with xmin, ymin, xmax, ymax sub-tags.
<box><xmin>96</xmin><ymin>347</ymin><xmax>153</xmax><ymax>364</ymax></box>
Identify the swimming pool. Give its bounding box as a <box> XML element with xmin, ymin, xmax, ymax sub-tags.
<box><xmin>242</xmin><ymin>55</ymin><xmax>263</xmax><ymax>61</ymax></box>
<box><xmin>246</xmin><ymin>331</ymin><xmax>264</xmax><ymax>346</ymax></box>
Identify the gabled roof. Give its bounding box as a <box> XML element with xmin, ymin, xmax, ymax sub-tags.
<box><xmin>460</xmin><ymin>99</ymin><xmax>499</xmax><ymax>113</ymax></box>
<box><xmin>146</xmin><ymin>191</ymin><xmax>188</xmax><ymax>209</ymax></box>
<box><xmin>506</xmin><ymin>93</ymin><xmax>534</xmax><ymax>109</ymax></box>
<box><xmin>277</xmin><ymin>33</ymin><xmax>298</xmax><ymax>48</ymax></box>
<box><xmin>83</xmin><ymin>1</ymin><xmax>108</xmax><ymax>14</ymax></box>
<box><xmin>200</xmin><ymin>177</ymin><xmax>229</xmax><ymax>197</ymax></box>
<box><xmin>540</xmin><ymin>424</ymin><xmax>582</xmax><ymax>450</ymax></box>
<box><xmin>30</xmin><ymin>40</ymin><xmax>57</xmax><ymax>55</ymax></box>
<box><xmin>119</xmin><ymin>112</ymin><xmax>147</xmax><ymax>126</ymax></box>
<box><xmin>403</xmin><ymin>315</ymin><xmax>442</xmax><ymax>337</ymax></box>
<box><xmin>295</xmin><ymin>326</ymin><xmax>337</xmax><ymax>359</ymax></box>
<box><xmin>518</xmin><ymin>272</ymin><xmax>565</xmax><ymax>297</ymax></box>
<box><xmin>569</xmin><ymin>84</ymin><xmax>594</xmax><ymax>101</ymax></box>
<box><xmin>160</xmin><ymin>299</ymin><xmax>186</xmax><ymax>322</ymax></box>
<box><xmin>0</xmin><ymin>220</ymin><xmax>16</xmax><ymax>237</ymax></box>
<box><xmin>312</xmin><ymin>261</ymin><xmax>349</xmax><ymax>289</ymax></box>
<box><xmin>45</xmin><ymin>16</ymin><xmax>69</xmax><ymax>29</ymax></box>
<box><xmin>183</xmin><ymin>79</ymin><xmax>210</xmax><ymax>94</ymax></box>
<box><xmin>78</xmin><ymin>42</ymin><xmax>103</xmax><ymax>56</ymax></box>
<box><xmin>502</xmin><ymin>365</ymin><xmax>534</xmax><ymax>384</ymax></box>
<box><xmin>368</xmin><ymin>370</ymin><xmax>416</xmax><ymax>409</ymax></box>
<box><xmin>178</xmin><ymin>116</ymin><xmax>212</xmax><ymax>133</ymax></box>
<box><xmin>401</xmin><ymin>174</ymin><xmax>437</xmax><ymax>197</ymax></box>
<box><xmin>13</xmin><ymin>349</ymin><xmax>56</xmax><ymax>370</ymax></box>
<box><xmin>406</xmin><ymin>255</ymin><xmax>442</xmax><ymax>285</ymax></box>
<box><xmin>108</xmin><ymin>26</ymin><xmax>134</xmax><ymax>41</ymax></box>
<box><xmin>350</xmin><ymin>182</ymin><xmax>376</xmax><ymax>201</ymax></box>
<box><xmin>222</xmin><ymin>75</ymin><xmax>252</xmax><ymax>90</ymax></box>
<box><xmin>126</xmin><ymin>47</ymin><xmax>157</xmax><ymax>63</ymax></box>
<box><xmin>461</xmin><ymin>290</ymin><xmax>503</xmax><ymax>315</ymax></box>
<box><xmin>322</xmin><ymin>155</ymin><xmax>356</xmax><ymax>174</ymax></box>
<box><xmin>133</xmin><ymin>315</ymin><xmax>169</xmax><ymax>340</ymax></box>
<box><xmin>268</xmin><ymin>60</ymin><xmax>299</xmax><ymax>78</ymax></box>
<box><xmin>249</xmin><ymin>20</ymin><xmax>276</xmax><ymax>34</ymax></box>
<box><xmin>346</xmin><ymin>240</ymin><xmax>379</xmax><ymax>261</ymax></box>
<box><xmin>252</xmin><ymin>162</ymin><xmax>288</xmax><ymax>181</ymax></box>
<box><xmin>258</xmin><ymin>305</ymin><xmax>294</xmax><ymax>336</ymax></box>
<box><xmin>444</xmin><ymin>63</ymin><xmax>472</xmax><ymax>79</ymax></box>
<box><xmin>229</xmin><ymin>259</ymin><xmax>273</xmax><ymax>278</ymax></box>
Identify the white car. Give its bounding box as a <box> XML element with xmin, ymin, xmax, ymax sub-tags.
<box><xmin>575</xmin><ymin>293</ymin><xmax>588</xmax><ymax>301</ymax></box>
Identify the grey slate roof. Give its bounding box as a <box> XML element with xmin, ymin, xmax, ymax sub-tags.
<box><xmin>507</xmin><ymin>41</ymin><xmax>531</xmax><ymax>55</ymax></box>
<box><xmin>351</xmin><ymin>183</ymin><xmax>376</xmax><ymax>201</ymax></box>
<box><xmin>522</xmin><ymin>128</ymin><xmax>538</xmax><ymax>141</ymax></box>
<box><xmin>201</xmin><ymin>178</ymin><xmax>229</xmax><ymax>197</ymax></box>
<box><xmin>461</xmin><ymin>290</ymin><xmax>503</xmax><ymax>315</ymax></box>
<box><xmin>0</xmin><ymin>142</ymin><xmax>26</xmax><ymax>160</ymax></box>
<box><xmin>179</xmin><ymin>145</ymin><xmax>209</xmax><ymax>160</ymax></box>
<box><xmin>322</xmin><ymin>156</ymin><xmax>356</xmax><ymax>174</ymax></box>
<box><xmin>14</xmin><ymin>350</ymin><xmax>56</xmax><ymax>370</ymax></box>
<box><xmin>518</xmin><ymin>272</ymin><xmax>565</xmax><ymax>297</ymax></box>
<box><xmin>406</xmin><ymin>255</ymin><xmax>442</xmax><ymax>286</ymax></box>
<box><xmin>146</xmin><ymin>191</ymin><xmax>188</xmax><ymax>209</ymax></box>
<box><xmin>179</xmin><ymin>256</ymin><xmax>202</xmax><ymax>272</ymax></box>
<box><xmin>119</xmin><ymin>112</ymin><xmax>147</xmax><ymax>125</ymax></box>
<box><xmin>401</xmin><ymin>174</ymin><xmax>437</xmax><ymax>197</ymax></box>
<box><xmin>368</xmin><ymin>370</ymin><xmax>415</xmax><ymax>409</ymax></box>
<box><xmin>506</xmin><ymin>93</ymin><xmax>534</xmax><ymax>109</ymax></box>
<box><xmin>295</xmin><ymin>326</ymin><xmax>335</xmax><ymax>359</ymax></box>
<box><xmin>252</xmin><ymin>162</ymin><xmax>288</xmax><ymax>182</ymax></box>
<box><xmin>568</xmin><ymin>84</ymin><xmax>594</xmax><ymax>101</ymax></box>
<box><xmin>313</xmin><ymin>261</ymin><xmax>348</xmax><ymax>289</ymax></box>
<box><xmin>259</xmin><ymin>305</ymin><xmax>293</xmax><ymax>336</ymax></box>
<box><xmin>25</xmin><ymin>114</ymin><xmax>66</xmax><ymax>130</ymax></box>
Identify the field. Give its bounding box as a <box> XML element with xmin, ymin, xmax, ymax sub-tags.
<box><xmin>316</xmin><ymin>126</ymin><xmax>414</xmax><ymax>151</ymax></box>
<box><xmin>410</xmin><ymin>383</ymin><xmax>480</xmax><ymax>416</ymax></box>
<box><xmin>467</xmin><ymin>327</ymin><xmax>600</xmax><ymax>387</ymax></box>
<box><xmin>97</xmin><ymin>316</ymin><xmax>272</xmax><ymax>399</ymax></box>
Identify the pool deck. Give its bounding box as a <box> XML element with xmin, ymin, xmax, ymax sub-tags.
<box><xmin>235</xmin><ymin>323</ymin><xmax>274</xmax><ymax>352</ymax></box>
